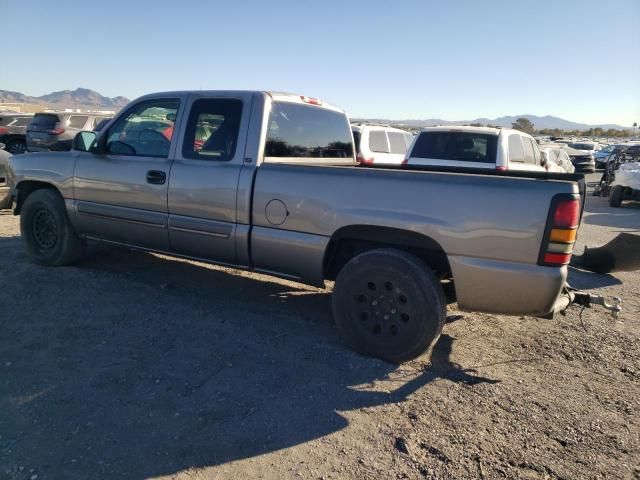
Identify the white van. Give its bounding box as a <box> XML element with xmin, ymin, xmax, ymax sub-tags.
<box><xmin>351</xmin><ymin>124</ymin><xmax>414</xmax><ymax>165</ymax></box>
<box><xmin>406</xmin><ymin>126</ymin><xmax>546</xmax><ymax>172</ymax></box>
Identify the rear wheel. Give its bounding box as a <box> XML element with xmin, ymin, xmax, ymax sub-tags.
<box><xmin>20</xmin><ymin>189</ymin><xmax>84</xmax><ymax>265</ymax></box>
<box><xmin>609</xmin><ymin>185</ymin><xmax>624</xmax><ymax>208</ymax></box>
<box><xmin>332</xmin><ymin>248</ymin><xmax>445</xmax><ymax>363</ymax></box>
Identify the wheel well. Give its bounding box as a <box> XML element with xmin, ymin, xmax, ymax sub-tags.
<box><xmin>4</xmin><ymin>135</ymin><xmax>25</xmax><ymax>144</ymax></box>
<box><xmin>323</xmin><ymin>225</ymin><xmax>452</xmax><ymax>282</ymax></box>
<box><xmin>14</xmin><ymin>181</ymin><xmax>59</xmax><ymax>214</ymax></box>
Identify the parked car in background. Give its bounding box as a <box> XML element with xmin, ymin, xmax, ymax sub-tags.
<box><xmin>566</xmin><ymin>142</ymin><xmax>596</xmax><ymax>173</ymax></box>
<box><xmin>406</xmin><ymin>126</ymin><xmax>546</xmax><ymax>172</ymax></box>
<box><xmin>539</xmin><ymin>144</ymin><xmax>576</xmax><ymax>173</ymax></box>
<box><xmin>0</xmin><ymin>113</ymin><xmax>33</xmax><ymax>154</ymax></box>
<box><xmin>92</xmin><ymin>117</ymin><xmax>112</xmax><ymax>132</ymax></box>
<box><xmin>594</xmin><ymin>144</ymin><xmax>626</xmax><ymax>168</ymax></box>
<box><xmin>26</xmin><ymin>112</ymin><xmax>111</xmax><ymax>152</ymax></box>
<box><xmin>351</xmin><ymin>124</ymin><xmax>413</xmax><ymax>165</ymax></box>
<box><xmin>0</xmin><ymin>149</ymin><xmax>12</xmax><ymax>209</ymax></box>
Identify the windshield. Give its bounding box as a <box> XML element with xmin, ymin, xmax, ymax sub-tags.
<box><xmin>571</xmin><ymin>143</ymin><xmax>595</xmax><ymax>150</ymax></box>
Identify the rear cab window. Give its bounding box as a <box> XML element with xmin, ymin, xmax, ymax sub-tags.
<box><xmin>264</xmin><ymin>101</ymin><xmax>353</xmax><ymax>163</ymax></box>
<box><xmin>411</xmin><ymin>131</ymin><xmax>498</xmax><ymax>163</ymax></box>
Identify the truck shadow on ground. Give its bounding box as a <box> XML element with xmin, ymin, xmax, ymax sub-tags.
<box><xmin>0</xmin><ymin>243</ymin><xmax>499</xmax><ymax>480</ymax></box>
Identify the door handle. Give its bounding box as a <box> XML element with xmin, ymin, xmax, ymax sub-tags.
<box><xmin>146</xmin><ymin>170</ymin><xmax>166</xmax><ymax>185</ymax></box>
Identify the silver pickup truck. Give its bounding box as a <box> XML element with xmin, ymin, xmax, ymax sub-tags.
<box><xmin>6</xmin><ymin>91</ymin><xmax>587</xmax><ymax>363</ymax></box>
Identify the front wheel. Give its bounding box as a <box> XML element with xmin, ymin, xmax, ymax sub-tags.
<box><xmin>20</xmin><ymin>188</ymin><xmax>84</xmax><ymax>265</ymax></box>
<box><xmin>332</xmin><ymin>248</ymin><xmax>446</xmax><ymax>363</ymax></box>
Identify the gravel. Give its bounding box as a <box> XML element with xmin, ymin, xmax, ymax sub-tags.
<box><xmin>0</xmin><ymin>174</ymin><xmax>638</xmax><ymax>479</ymax></box>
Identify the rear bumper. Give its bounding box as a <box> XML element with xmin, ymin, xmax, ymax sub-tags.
<box><xmin>448</xmin><ymin>255</ymin><xmax>567</xmax><ymax>317</ymax></box>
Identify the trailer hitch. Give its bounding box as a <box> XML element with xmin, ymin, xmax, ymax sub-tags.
<box><xmin>563</xmin><ymin>285</ymin><xmax>622</xmax><ymax>318</ymax></box>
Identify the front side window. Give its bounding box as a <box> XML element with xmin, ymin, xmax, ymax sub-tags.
<box><xmin>508</xmin><ymin>134</ymin><xmax>525</xmax><ymax>163</ymax></box>
<box><xmin>388</xmin><ymin>131</ymin><xmax>408</xmax><ymax>154</ymax></box>
<box><xmin>106</xmin><ymin>99</ymin><xmax>179</xmax><ymax>157</ymax></box>
<box><xmin>182</xmin><ymin>98</ymin><xmax>242</xmax><ymax>161</ymax></box>
<box><xmin>67</xmin><ymin>115</ymin><xmax>89</xmax><ymax>129</ymax></box>
<box><xmin>265</xmin><ymin>102</ymin><xmax>353</xmax><ymax>159</ymax></box>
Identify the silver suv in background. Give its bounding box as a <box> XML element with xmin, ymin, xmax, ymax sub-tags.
<box><xmin>26</xmin><ymin>112</ymin><xmax>111</xmax><ymax>152</ymax></box>
<box><xmin>351</xmin><ymin>124</ymin><xmax>413</xmax><ymax>165</ymax></box>
<box><xmin>406</xmin><ymin>126</ymin><xmax>546</xmax><ymax>172</ymax></box>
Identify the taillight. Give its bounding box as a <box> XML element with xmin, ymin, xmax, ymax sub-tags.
<box><xmin>496</xmin><ymin>165</ymin><xmax>507</xmax><ymax>171</ymax></box>
<box><xmin>0</xmin><ymin>127</ymin><xmax>7</xmax><ymax>135</ymax></box>
<box><xmin>401</xmin><ymin>158</ymin><xmax>408</xmax><ymax>165</ymax></box>
<box><xmin>539</xmin><ymin>196</ymin><xmax>580</xmax><ymax>266</ymax></box>
<box><xmin>553</xmin><ymin>199</ymin><xmax>580</xmax><ymax>228</ymax></box>
<box><xmin>46</xmin><ymin>123</ymin><xmax>65</xmax><ymax>135</ymax></box>
<box><xmin>357</xmin><ymin>154</ymin><xmax>374</xmax><ymax>165</ymax></box>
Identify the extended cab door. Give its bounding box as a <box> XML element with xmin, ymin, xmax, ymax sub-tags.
<box><xmin>73</xmin><ymin>96</ymin><xmax>185</xmax><ymax>250</ymax></box>
<box><xmin>167</xmin><ymin>92</ymin><xmax>254</xmax><ymax>265</ymax></box>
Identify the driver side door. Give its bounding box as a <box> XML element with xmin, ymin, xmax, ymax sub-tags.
<box><xmin>73</xmin><ymin>96</ymin><xmax>186</xmax><ymax>250</ymax></box>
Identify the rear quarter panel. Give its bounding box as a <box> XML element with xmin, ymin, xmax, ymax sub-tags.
<box><xmin>251</xmin><ymin>164</ymin><xmax>578</xmax><ymax>314</ymax></box>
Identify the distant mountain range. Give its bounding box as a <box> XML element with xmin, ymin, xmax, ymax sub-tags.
<box><xmin>0</xmin><ymin>88</ymin><xmax>130</xmax><ymax>110</ymax></box>
<box><xmin>355</xmin><ymin>115</ymin><xmax>627</xmax><ymax>131</ymax></box>
<box><xmin>0</xmin><ymin>88</ymin><xmax>628</xmax><ymax>130</ymax></box>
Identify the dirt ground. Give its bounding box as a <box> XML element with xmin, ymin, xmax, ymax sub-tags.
<box><xmin>0</xmin><ymin>174</ymin><xmax>638</xmax><ymax>480</ymax></box>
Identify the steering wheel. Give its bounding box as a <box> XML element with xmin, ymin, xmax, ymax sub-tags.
<box><xmin>138</xmin><ymin>129</ymin><xmax>170</xmax><ymax>144</ymax></box>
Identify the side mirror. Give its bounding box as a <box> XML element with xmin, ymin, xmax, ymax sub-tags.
<box><xmin>72</xmin><ymin>131</ymin><xmax>98</xmax><ymax>152</ymax></box>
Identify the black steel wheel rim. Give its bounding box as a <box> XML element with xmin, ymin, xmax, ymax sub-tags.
<box><xmin>351</xmin><ymin>277</ymin><xmax>418</xmax><ymax>342</ymax></box>
<box><xmin>32</xmin><ymin>209</ymin><xmax>58</xmax><ymax>250</ymax></box>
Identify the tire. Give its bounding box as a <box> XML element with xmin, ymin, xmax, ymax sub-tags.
<box><xmin>609</xmin><ymin>185</ymin><xmax>623</xmax><ymax>208</ymax></box>
<box><xmin>332</xmin><ymin>248</ymin><xmax>446</xmax><ymax>364</ymax></box>
<box><xmin>6</xmin><ymin>138</ymin><xmax>26</xmax><ymax>155</ymax></box>
<box><xmin>20</xmin><ymin>188</ymin><xmax>84</xmax><ymax>265</ymax></box>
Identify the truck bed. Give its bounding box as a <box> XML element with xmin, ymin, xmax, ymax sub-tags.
<box><xmin>249</xmin><ymin>163</ymin><xmax>581</xmax><ymax>316</ymax></box>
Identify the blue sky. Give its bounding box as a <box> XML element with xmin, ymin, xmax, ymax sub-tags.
<box><xmin>2</xmin><ymin>0</ymin><xmax>639</xmax><ymax>125</ymax></box>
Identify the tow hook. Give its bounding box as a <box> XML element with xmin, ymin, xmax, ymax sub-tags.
<box><xmin>566</xmin><ymin>285</ymin><xmax>622</xmax><ymax>318</ymax></box>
